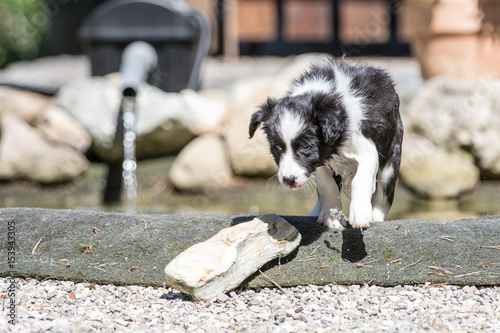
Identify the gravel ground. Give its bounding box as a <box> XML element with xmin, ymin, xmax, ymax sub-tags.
<box><xmin>2</xmin><ymin>278</ymin><xmax>499</xmax><ymax>332</ymax></box>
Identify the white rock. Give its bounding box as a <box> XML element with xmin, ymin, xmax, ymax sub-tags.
<box><xmin>181</xmin><ymin>89</ymin><xmax>230</xmax><ymax>136</ymax></box>
<box><xmin>405</xmin><ymin>77</ymin><xmax>500</xmax><ymax>178</ymax></box>
<box><xmin>399</xmin><ymin>132</ymin><xmax>479</xmax><ymax>199</ymax></box>
<box><xmin>168</xmin><ymin>134</ymin><xmax>232</xmax><ymax>194</ymax></box>
<box><xmin>164</xmin><ymin>214</ymin><xmax>301</xmax><ymax>301</ymax></box>
<box><xmin>0</xmin><ymin>113</ymin><xmax>89</xmax><ymax>183</ymax></box>
<box><xmin>0</xmin><ymin>88</ymin><xmax>51</xmax><ymax>122</ymax></box>
<box><xmin>33</xmin><ymin>104</ymin><xmax>91</xmax><ymax>152</ymax></box>
<box><xmin>0</xmin><ymin>55</ymin><xmax>89</xmax><ymax>86</ymax></box>
<box><xmin>55</xmin><ymin>77</ymin><xmax>195</xmax><ymax>162</ymax></box>
<box><xmin>224</xmin><ymin>76</ymin><xmax>285</xmax><ymax>177</ymax></box>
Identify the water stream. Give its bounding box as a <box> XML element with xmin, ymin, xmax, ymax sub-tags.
<box><xmin>121</xmin><ymin>96</ymin><xmax>138</xmax><ymax>210</ymax></box>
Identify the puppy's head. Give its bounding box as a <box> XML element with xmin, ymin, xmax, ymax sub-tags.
<box><xmin>249</xmin><ymin>93</ymin><xmax>345</xmax><ymax>190</ymax></box>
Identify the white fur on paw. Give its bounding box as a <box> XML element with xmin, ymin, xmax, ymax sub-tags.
<box><xmin>349</xmin><ymin>203</ymin><xmax>373</xmax><ymax>229</ymax></box>
<box><xmin>372</xmin><ymin>207</ymin><xmax>386</xmax><ymax>222</ymax></box>
<box><xmin>317</xmin><ymin>208</ymin><xmax>347</xmax><ymax>229</ymax></box>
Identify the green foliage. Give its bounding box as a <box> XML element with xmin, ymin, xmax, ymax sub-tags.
<box><xmin>0</xmin><ymin>0</ymin><xmax>49</xmax><ymax>68</ymax></box>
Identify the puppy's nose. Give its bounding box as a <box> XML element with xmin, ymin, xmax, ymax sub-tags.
<box><xmin>282</xmin><ymin>175</ymin><xmax>297</xmax><ymax>186</ymax></box>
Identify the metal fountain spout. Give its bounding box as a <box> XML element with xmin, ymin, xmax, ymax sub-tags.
<box><xmin>103</xmin><ymin>41</ymin><xmax>158</xmax><ymax>204</ymax></box>
<box><xmin>120</xmin><ymin>41</ymin><xmax>158</xmax><ymax>98</ymax></box>
<box><xmin>78</xmin><ymin>0</ymin><xmax>211</xmax><ymax>205</ymax></box>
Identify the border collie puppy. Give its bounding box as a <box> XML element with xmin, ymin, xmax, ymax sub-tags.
<box><xmin>249</xmin><ymin>60</ymin><xmax>403</xmax><ymax>229</ymax></box>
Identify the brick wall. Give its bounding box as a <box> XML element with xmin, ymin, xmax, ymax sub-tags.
<box><xmin>235</xmin><ymin>0</ymin><xmax>410</xmax><ymax>44</ymax></box>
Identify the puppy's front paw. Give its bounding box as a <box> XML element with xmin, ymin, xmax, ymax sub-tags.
<box><xmin>317</xmin><ymin>208</ymin><xmax>347</xmax><ymax>229</ymax></box>
<box><xmin>349</xmin><ymin>204</ymin><xmax>373</xmax><ymax>229</ymax></box>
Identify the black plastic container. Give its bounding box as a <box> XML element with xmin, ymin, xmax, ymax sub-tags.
<box><xmin>78</xmin><ymin>0</ymin><xmax>210</xmax><ymax>92</ymax></box>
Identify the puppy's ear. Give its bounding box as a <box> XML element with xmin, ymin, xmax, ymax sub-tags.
<box><xmin>312</xmin><ymin>93</ymin><xmax>346</xmax><ymax>144</ymax></box>
<box><xmin>249</xmin><ymin>97</ymin><xmax>277</xmax><ymax>139</ymax></box>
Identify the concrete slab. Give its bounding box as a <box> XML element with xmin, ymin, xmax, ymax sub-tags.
<box><xmin>1</xmin><ymin>208</ymin><xmax>499</xmax><ymax>288</ymax></box>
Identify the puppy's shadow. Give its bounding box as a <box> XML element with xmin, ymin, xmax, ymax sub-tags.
<box><xmin>341</xmin><ymin>227</ymin><xmax>367</xmax><ymax>262</ymax></box>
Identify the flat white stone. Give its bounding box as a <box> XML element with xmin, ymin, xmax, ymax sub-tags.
<box><xmin>164</xmin><ymin>214</ymin><xmax>301</xmax><ymax>301</ymax></box>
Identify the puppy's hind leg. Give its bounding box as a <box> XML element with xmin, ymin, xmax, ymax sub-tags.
<box><xmin>371</xmin><ymin>172</ymin><xmax>389</xmax><ymax>222</ymax></box>
<box><xmin>372</xmin><ymin>163</ymin><xmax>397</xmax><ymax>222</ymax></box>
<box><xmin>372</xmin><ymin>123</ymin><xmax>403</xmax><ymax>222</ymax></box>
<box><xmin>310</xmin><ymin>166</ymin><xmax>347</xmax><ymax>229</ymax></box>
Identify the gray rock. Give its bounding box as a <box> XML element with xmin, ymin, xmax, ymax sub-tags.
<box><xmin>405</xmin><ymin>77</ymin><xmax>500</xmax><ymax>179</ymax></box>
<box><xmin>165</xmin><ymin>214</ymin><xmax>301</xmax><ymax>301</ymax></box>
<box><xmin>1</xmin><ymin>208</ymin><xmax>499</xmax><ymax>288</ymax></box>
<box><xmin>399</xmin><ymin>133</ymin><xmax>480</xmax><ymax>199</ymax></box>
<box><xmin>168</xmin><ymin>134</ymin><xmax>232</xmax><ymax>193</ymax></box>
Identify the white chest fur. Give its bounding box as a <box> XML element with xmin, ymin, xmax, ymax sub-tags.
<box><xmin>326</xmin><ymin>131</ymin><xmax>379</xmax><ymax>199</ymax></box>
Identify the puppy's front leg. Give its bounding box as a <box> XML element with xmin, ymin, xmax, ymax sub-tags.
<box><xmin>349</xmin><ymin>161</ymin><xmax>378</xmax><ymax>229</ymax></box>
<box><xmin>348</xmin><ymin>135</ymin><xmax>379</xmax><ymax>229</ymax></box>
<box><xmin>310</xmin><ymin>166</ymin><xmax>346</xmax><ymax>229</ymax></box>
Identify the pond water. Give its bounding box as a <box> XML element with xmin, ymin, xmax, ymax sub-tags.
<box><xmin>1</xmin><ymin>156</ymin><xmax>499</xmax><ymax>222</ymax></box>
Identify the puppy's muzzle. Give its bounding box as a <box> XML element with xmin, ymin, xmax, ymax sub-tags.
<box><xmin>282</xmin><ymin>175</ymin><xmax>298</xmax><ymax>188</ymax></box>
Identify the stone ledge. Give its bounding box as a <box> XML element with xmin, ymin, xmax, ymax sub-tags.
<box><xmin>1</xmin><ymin>208</ymin><xmax>499</xmax><ymax>288</ymax></box>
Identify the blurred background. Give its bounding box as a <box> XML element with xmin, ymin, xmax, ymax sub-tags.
<box><xmin>1</xmin><ymin>0</ymin><xmax>499</xmax><ymax>221</ymax></box>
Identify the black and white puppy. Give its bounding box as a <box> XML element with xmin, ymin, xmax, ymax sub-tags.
<box><xmin>249</xmin><ymin>60</ymin><xmax>403</xmax><ymax>229</ymax></box>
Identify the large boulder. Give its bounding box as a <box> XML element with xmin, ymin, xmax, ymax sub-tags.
<box><xmin>180</xmin><ymin>89</ymin><xmax>230</xmax><ymax>136</ymax></box>
<box><xmin>399</xmin><ymin>133</ymin><xmax>480</xmax><ymax>199</ymax></box>
<box><xmin>0</xmin><ymin>87</ymin><xmax>91</xmax><ymax>184</ymax></box>
<box><xmin>405</xmin><ymin>77</ymin><xmax>500</xmax><ymax>179</ymax></box>
<box><xmin>33</xmin><ymin>104</ymin><xmax>91</xmax><ymax>152</ymax></box>
<box><xmin>0</xmin><ymin>113</ymin><xmax>89</xmax><ymax>183</ymax></box>
<box><xmin>0</xmin><ymin>88</ymin><xmax>51</xmax><ymax>122</ymax></box>
<box><xmin>55</xmin><ymin>77</ymin><xmax>196</xmax><ymax>162</ymax></box>
<box><xmin>224</xmin><ymin>77</ymin><xmax>286</xmax><ymax>178</ymax></box>
<box><xmin>168</xmin><ymin>134</ymin><xmax>232</xmax><ymax>194</ymax></box>
<box><xmin>0</xmin><ymin>55</ymin><xmax>90</xmax><ymax>86</ymax></box>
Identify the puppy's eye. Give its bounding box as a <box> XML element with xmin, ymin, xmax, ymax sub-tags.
<box><xmin>270</xmin><ymin>141</ymin><xmax>283</xmax><ymax>152</ymax></box>
<box><xmin>300</xmin><ymin>139</ymin><xmax>311</xmax><ymax>150</ymax></box>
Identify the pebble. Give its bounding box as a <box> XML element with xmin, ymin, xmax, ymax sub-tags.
<box><xmin>1</xmin><ymin>278</ymin><xmax>500</xmax><ymax>332</ymax></box>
